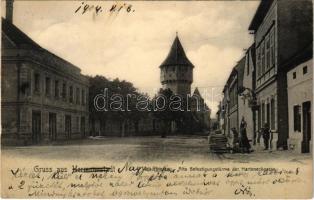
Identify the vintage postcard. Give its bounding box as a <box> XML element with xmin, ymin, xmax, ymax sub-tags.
<box><xmin>1</xmin><ymin>0</ymin><xmax>313</xmax><ymax>198</ymax></box>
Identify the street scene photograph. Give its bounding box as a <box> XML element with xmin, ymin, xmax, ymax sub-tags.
<box><xmin>1</xmin><ymin>0</ymin><xmax>313</xmax><ymax>198</ymax></box>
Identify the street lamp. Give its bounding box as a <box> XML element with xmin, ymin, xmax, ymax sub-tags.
<box><xmin>238</xmin><ymin>86</ymin><xmax>258</xmax><ymax>111</ymax></box>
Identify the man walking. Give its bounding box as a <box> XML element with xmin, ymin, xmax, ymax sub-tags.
<box><xmin>262</xmin><ymin>123</ymin><xmax>271</xmax><ymax>150</ymax></box>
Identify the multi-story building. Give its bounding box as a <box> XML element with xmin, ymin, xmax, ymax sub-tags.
<box><xmin>248</xmin><ymin>0</ymin><xmax>312</xmax><ymax>150</ymax></box>
<box><xmin>1</xmin><ymin>13</ymin><xmax>89</xmax><ymax>145</ymax></box>
<box><xmin>286</xmin><ymin>45</ymin><xmax>312</xmax><ymax>153</ymax></box>
<box><xmin>221</xmin><ymin>57</ymin><xmax>245</xmax><ymax>137</ymax></box>
<box><xmin>238</xmin><ymin>44</ymin><xmax>256</xmax><ymax>144</ymax></box>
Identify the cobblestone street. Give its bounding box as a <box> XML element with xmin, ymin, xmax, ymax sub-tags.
<box><xmin>2</xmin><ymin>136</ymin><xmax>311</xmax><ymax>163</ymax></box>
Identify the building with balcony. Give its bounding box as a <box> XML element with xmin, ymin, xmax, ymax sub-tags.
<box><xmin>248</xmin><ymin>0</ymin><xmax>312</xmax><ymax>150</ymax></box>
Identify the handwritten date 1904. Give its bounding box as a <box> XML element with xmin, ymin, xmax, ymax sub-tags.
<box><xmin>75</xmin><ymin>2</ymin><xmax>135</xmax><ymax>15</ymax></box>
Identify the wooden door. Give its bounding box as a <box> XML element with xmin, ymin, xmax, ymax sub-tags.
<box><xmin>32</xmin><ymin>111</ymin><xmax>41</xmax><ymax>144</ymax></box>
<box><xmin>302</xmin><ymin>101</ymin><xmax>311</xmax><ymax>153</ymax></box>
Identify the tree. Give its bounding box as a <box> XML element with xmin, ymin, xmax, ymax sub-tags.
<box><xmin>152</xmin><ymin>88</ymin><xmax>184</xmax><ymax>137</ymax></box>
<box><xmin>89</xmin><ymin>75</ymin><xmax>150</xmax><ymax>136</ymax></box>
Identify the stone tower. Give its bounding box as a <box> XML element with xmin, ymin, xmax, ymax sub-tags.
<box><xmin>160</xmin><ymin>35</ymin><xmax>194</xmax><ymax>96</ymax></box>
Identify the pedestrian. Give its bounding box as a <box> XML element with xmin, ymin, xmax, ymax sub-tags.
<box><xmin>263</xmin><ymin>123</ymin><xmax>271</xmax><ymax>150</ymax></box>
<box><xmin>231</xmin><ymin>127</ymin><xmax>239</xmax><ymax>146</ymax></box>
<box><xmin>239</xmin><ymin>117</ymin><xmax>251</xmax><ymax>153</ymax></box>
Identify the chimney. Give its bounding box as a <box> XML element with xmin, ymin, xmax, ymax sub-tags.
<box><xmin>6</xmin><ymin>0</ymin><xmax>14</xmax><ymax>22</ymax></box>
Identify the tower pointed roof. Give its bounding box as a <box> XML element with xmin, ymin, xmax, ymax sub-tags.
<box><xmin>160</xmin><ymin>35</ymin><xmax>194</xmax><ymax>68</ymax></box>
<box><xmin>192</xmin><ymin>87</ymin><xmax>201</xmax><ymax>97</ymax></box>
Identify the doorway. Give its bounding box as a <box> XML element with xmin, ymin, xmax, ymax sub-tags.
<box><xmin>302</xmin><ymin>101</ymin><xmax>311</xmax><ymax>153</ymax></box>
<box><xmin>49</xmin><ymin>113</ymin><xmax>57</xmax><ymax>141</ymax></box>
<box><xmin>32</xmin><ymin>111</ymin><xmax>41</xmax><ymax>144</ymax></box>
<box><xmin>81</xmin><ymin>116</ymin><xmax>85</xmax><ymax>138</ymax></box>
<box><xmin>65</xmin><ymin>115</ymin><xmax>71</xmax><ymax>139</ymax></box>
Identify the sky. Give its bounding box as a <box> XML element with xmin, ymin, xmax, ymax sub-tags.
<box><xmin>2</xmin><ymin>1</ymin><xmax>260</xmax><ymax>117</ymax></box>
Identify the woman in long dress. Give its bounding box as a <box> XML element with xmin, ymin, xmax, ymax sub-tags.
<box><xmin>239</xmin><ymin>117</ymin><xmax>251</xmax><ymax>153</ymax></box>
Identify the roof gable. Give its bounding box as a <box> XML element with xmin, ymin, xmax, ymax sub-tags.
<box><xmin>160</xmin><ymin>36</ymin><xmax>194</xmax><ymax>68</ymax></box>
<box><xmin>235</xmin><ymin>56</ymin><xmax>246</xmax><ymax>87</ymax></box>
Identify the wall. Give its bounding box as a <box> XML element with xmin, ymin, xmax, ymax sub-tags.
<box><xmin>160</xmin><ymin>65</ymin><xmax>192</xmax><ymax>95</ymax></box>
<box><xmin>277</xmin><ymin>0</ymin><xmax>313</xmax><ymax>68</ymax></box>
<box><xmin>256</xmin><ymin>81</ymin><xmax>278</xmax><ymax>150</ymax></box>
<box><xmin>287</xmin><ymin>59</ymin><xmax>313</xmax><ymax>153</ymax></box>
<box><xmin>276</xmin><ymin>0</ymin><xmax>312</xmax><ymax>149</ymax></box>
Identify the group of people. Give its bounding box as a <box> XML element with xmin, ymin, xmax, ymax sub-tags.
<box><xmin>231</xmin><ymin>117</ymin><xmax>272</xmax><ymax>153</ymax></box>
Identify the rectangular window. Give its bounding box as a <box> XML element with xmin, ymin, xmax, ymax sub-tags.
<box><xmin>293</xmin><ymin>105</ymin><xmax>301</xmax><ymax>132</ymax></box>
<box><xmin>54</xmin><ymin>80</ymin><xmax>59</xmax><ymax>98</ymax></box>
<box><xmin>65</xmin><ymin>115</ymin><xmax>71</xmax><ymax>139</ymax></box>
<box><xmin>271</xmin><ymin>98</ymin><xmax>275</xmax><ymax>129</ymax></box>
<box><xmin>62</xmin><ymin>82</ymin><xmax>67</xmax><ymax>99</ymax></box>
<box><xmin>261</xmin><ymin>103</ymin><xmax>265</xmax><ymax>126</ymax></box>
<box><xmin>69</xmin><ymin>86</ymin><xmax>73</xmax><ymax>103</ymax></box>
<box><xmin>76</xmin><ymin>87</ymin><xmax>80</xmax><ymax>104</ymax></box>
<box><xmin>34</xmin><ymin>73</ymin><xmax>40</xmax><ymax>92</ymax></box>
<box><xmin>303</xmin><ymin>66</ymin><xmax>308</xmax><ymax>74</ymax></box>
<box><xmin>258</xmin><ymin>108</ymin><xmax>261</xmax><ymax>130</ymax></box>
<box><xmin>270</xmin><ymin>28</ymin><xmax>275</xmax><ymax>67</ymax></box>
<box><xmin>257</xmin><ymin>47</ymin><xmax>261</xmax><ymax>78</ymax></box>
<box><xmin>266</xmin><ymin>103</ymin><xmax>270</xmax><ymax>125</ymax></box>
<box><xmin>266</xmin><ymin>35</ymin><xmax>270</xmax><ymax>69</ymax></box>
<box><xmin>261</xmin><ymin>41</ymin><xmax>265</xmax><ymax>74</ymax></box>
<box><xmin>293</xmin><ymin>72</ymin><xmax>297</xmax><ymax>79</ymax></box>
<box><xmin>45</xmin><ymin>77</ymin><xmax>51</xmax><ymax>95</ymax></box>
<box><xmin>81</xmin><ymin>89</ymin><xmax>86</xmax><ymax>105</ymax></box>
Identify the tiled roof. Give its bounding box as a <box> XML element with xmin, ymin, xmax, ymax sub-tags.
<box><xmin>2</xmin><ymin>17</ymin><xmax>84</xmax><ymax>75</ymax></box>
<box><xmin>160</xmin><ymin>36</ymin><xmax>194</xmax><ymax>68</ymax></box>
<box><xmin>2</xmin><ymin>17</ymin><xmax>42</xmax><ymax>49</ymax></box>
<box><xmin>248</xmin><ymin>0</ymin><xmax>274</xmax><ymax>31</ymax></box>
<box><xmin>235</xmin><ymin>56</ymin><xmax>246</xmax><ymax>87</ymax></box>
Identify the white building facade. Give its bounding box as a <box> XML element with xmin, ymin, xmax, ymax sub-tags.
<box><xmin>287</xmin><ymin>58</ymin><xmax>312</xmax><ymax>153</ymax></box>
